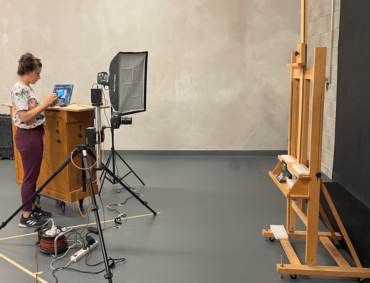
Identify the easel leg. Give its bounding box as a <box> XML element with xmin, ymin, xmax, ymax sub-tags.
<box><xmin>287</xmin><ymin>198</ymin><xmax>296</xmax><ymax>232</ymax></box>
<box><xmin>305</xmin><ymin>180</ymin><xmax>320</xmax><ymax>266</ymax></box>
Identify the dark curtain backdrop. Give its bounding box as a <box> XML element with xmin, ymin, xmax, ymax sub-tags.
<box><xmin>333</xmin><ymin>0</ymin><xmax>370</xmax><ymax>208</ymax></box>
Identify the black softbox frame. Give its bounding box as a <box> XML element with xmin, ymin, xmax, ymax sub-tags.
<box><xmin>109</xmin><ymin>51</ymin><xmax>148</xmax><ymax>116</ymax></box>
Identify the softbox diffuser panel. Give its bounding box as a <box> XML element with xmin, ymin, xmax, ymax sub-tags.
<box><xmin>109</xmin><ymin>51</ymin><xmax>148</xmax><ymax>115</ymax></box>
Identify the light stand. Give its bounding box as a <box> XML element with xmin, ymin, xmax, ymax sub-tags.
<box><xmin>99</xmin><ymin>107</ymin><xmax>145</xmax><ymax>196</ymax></box>
<box><xmin>0</xmin><ymin>144</ymin><xmax>114</xmax><ymax>282</ymax></box>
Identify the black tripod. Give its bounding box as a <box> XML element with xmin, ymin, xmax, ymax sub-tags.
<box><xmin>99</xmin><ymin>108</ymin><xmax>145</xmax><ymax>195</ymax></box>
<box><xmin>0</xmin><ymin>144</ymin><xmax>157</xmax><ymax>283</ymax></box>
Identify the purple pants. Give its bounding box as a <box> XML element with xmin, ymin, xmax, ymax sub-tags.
<box><xmin>14</xmin><ymin>125</ymin><xmax>44</xmax><ymax>211</ymax></box>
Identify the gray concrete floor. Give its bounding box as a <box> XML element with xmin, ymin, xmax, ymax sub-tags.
<box><xmin>0</xmin><ymin>155</ymin><xmax>359</xmax><ymax>283</ymax></box>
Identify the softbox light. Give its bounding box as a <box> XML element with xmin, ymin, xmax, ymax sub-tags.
<box><xmin>108</xmin><ymin>51</ymin><xmax>148</xmax><ymax>116</ymax></box>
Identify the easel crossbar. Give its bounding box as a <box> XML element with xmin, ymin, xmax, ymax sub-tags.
<box><xmin>291</xmin><ymin>200</ymin><xmax>307</xmax><ymax>226</ymax></box>
<box><xmin>277</xmin><ymin>264</ymin><xmax>370</xmax><ymax>278</ymax></box>
<box><xmin>280</xmin><ymin>239</ymin><xmax>301</xmax><ymax>265</ymax></box>
<box><xmin>262</xmin><ymin>229</ymin><xmax>342</xmax><ymax>241</ymax></box>
<box><xmin>319</xmin><ymin>236</ymin><xmax>351</xmax><ymax>268</ymax></box>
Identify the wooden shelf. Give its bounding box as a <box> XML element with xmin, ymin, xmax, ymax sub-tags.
<box><xmin>269</xmin><ymin>171</ymin><xmax>289</xmax><ymax>198</ymax></box>
<box><xmin>269</xmin><ymin>171</ymin><xmax>309</xmax><ymax>199</ymax></box>
<box><xmin>262</xmin><ymin>229</ymin><xmax>342</xmax><ymax>241</ymax></box>
<box><xmin>278</xmin><ymin>155</ymin><xmax>310</xmax><ymax>180</ymax></box>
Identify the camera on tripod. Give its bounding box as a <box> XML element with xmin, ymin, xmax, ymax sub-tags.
<box><xmin>111</xmin><ymin>115</ymin><xmax>132</xmax><ymax>129</ymax></box>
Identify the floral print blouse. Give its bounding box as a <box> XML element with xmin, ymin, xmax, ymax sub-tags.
<box><xmin>10</xmin><ymin>82</ymin><xmax>45</xmax><ymax>129</ymax></box>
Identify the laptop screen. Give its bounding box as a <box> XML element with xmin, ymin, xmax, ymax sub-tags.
<box><xmin>53</xmin><ymin>84</ymin><xmax>74</xmax><ymax>105</ymax></box>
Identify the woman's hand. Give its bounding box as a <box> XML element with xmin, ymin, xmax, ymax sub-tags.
<box><xmin>42</xmin><ymin>93</ymin><xmax>58</xmax><ymax>108</ymax></box>
<box><xmin>50</xmin><ymin>98</ymin><xmax>59</xmax><ymax>107</ymax></box>
<box><xmin>18</xmin><ymin>93</ymin><xmax>58</xmax><ymax>123</ymax></box>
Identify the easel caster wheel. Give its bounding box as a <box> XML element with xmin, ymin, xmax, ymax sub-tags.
<box><xmin>290</xmin><ymin>274</ymin><xmax>297</xmax><ymax>279</ymax></box>
<box><xmin>358</xmin><ymin>278</ymin><xmax>366</xmax><ymax>282</ymax></box>
<box><xmin>59</xmin><ymin>202</ymin><xmax>66</xmax><ymax>212</ymax></box>
<box><xmin>269</xmin><ymin>237</ymin><xmax>275</xmax><ymax>242</ymax></box>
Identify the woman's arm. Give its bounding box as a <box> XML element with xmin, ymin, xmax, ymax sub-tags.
<box><xmin>17</xmin><ymin>93</ymin><xmax>58</xmax><ymax>123</ymax></box>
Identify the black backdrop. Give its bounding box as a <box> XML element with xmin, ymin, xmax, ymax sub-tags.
<box><xmin>333</xmin><ymin>0</ymin><xmax>370</xmax><ymax>208</ymax></box>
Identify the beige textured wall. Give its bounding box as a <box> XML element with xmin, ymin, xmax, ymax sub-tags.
<box><xmin>0</xmin><ymin>0</ymin><xmax>300</xmax><ymax>150</ymax></box>
<box><xmin>307</xmin><ymin>0</ymin><xmax>340</xmax><ymax>178</ymax></box>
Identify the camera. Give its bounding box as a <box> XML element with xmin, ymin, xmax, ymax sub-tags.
<box><xmin>111</xmin><ymin>115</ymin><xmax>132</xmax><ymax>129</ymax></box>
<box><xmin>85</xmin><ymin>127</ymin><xmax>105</xmax><ymax>147</ymax></box>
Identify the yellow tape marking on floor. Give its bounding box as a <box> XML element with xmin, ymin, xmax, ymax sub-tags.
<box><xmin>0</xmin><ymin>231</ymin><xmax>37</xmax><ymax>241</ymax></box>
<box><xmin>0</xmin><ymin>253</ymin><xmax>47</xmax><ymax>283</ymax></box>
<box><xmin>67</xmin><ymin>212</ymin><xmax>161</xmax><ymax>229</ymax></box>
<box><xmin>0</xmin><ymin>212</ymin><xmax>160</xmax><ymax>241</ymax></box>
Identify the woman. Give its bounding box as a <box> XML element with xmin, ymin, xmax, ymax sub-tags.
<box><xmin>11</xmin><ymin>53</ymin><xmax>59</xmax><ymax>228</ymax></box>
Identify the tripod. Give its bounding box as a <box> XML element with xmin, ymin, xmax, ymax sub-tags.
<box><xmin>99</xmin><ymin>108</ymin><xmax>145</xmax><ymax>195</ymax></box>
<box><xmin>0</xmin><ymin>144</ymin><xmax>157</xmax><ymax>282</ymax></box>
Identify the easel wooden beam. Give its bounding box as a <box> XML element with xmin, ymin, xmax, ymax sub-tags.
<box><xmin>321</xmin><ymin>181</ymin><xmax>362</xmax><ymax>268</ymax></box>
<box><xmin>277</xmin><ymin>265</ymin><xmax>370</xmax><ymax>278</ymax></box>
<box><xmin>319</xmin><ymin>204</ymin><xmax>337</xmax><ymax>240</ymax></box>
<box><xmin>301</xmin><ymin>0</ymin><xmax>308</xmax><ymax>44</ymax></box>
<box><xmin>281</xmin><ymin>239</ymin><xmax>301</xmax><ymax>265</ymax></box>
<box><xmin>291</xmin><ymin>200</ymin><xmax>307</xmax><ymax>226</ymax></box>
<box><xmin>262</xmin><ymin>229</ymin><xmax>342</xmax><ymax>241</ymax></box>
<box><xmin>319</xmin><ymin>236</ymin><xmax>351</xmax><ymax>268</ymax></box>
<box><xmin>305</xmin><ymin>47</ymin><xmax>327</xmax><ymax>266</ymax></box>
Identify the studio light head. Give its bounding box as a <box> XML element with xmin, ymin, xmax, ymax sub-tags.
<box><xmin>97</xmin><ymin>72</ymin><xmax>109</xmax><ymax>86</ymax></box>
<box><xmin>97</xmin><ymin>51</ymin><xmax>148</xmax><ymax>116</ymax></box>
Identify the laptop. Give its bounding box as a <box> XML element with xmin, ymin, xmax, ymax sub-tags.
<box><xmin>53</xmin><ymin>84</ymin><xmax>74</xmax><ymax>106</ymax></box>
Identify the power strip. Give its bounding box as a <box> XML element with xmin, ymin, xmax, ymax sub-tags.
<box><xmin>70</xmin><ymin>241</ymin><xmax>99</xmax><ymax>262</ymax></box>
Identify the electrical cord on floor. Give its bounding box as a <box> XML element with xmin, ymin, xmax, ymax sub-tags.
<box><xmin>52</xmin><ymin>257</ymin><xmax>125</xmax><ymax>283</ymax></box>
<box><xmin>85</xmin><ymin>248</ymin><xmax>125</xmax><ymax>267</ymax></box>
<box><xmin>78</xmin><ymin>213</ymin><xmax>90</xmax><ymax>237</ymax></box>
<box><xmin>50</xmin><ymin>241</ymin><xmax>83</xmax><ymax>270</ymax></box>
<box><xmin>97</xmin><ymin>189</ymin><xmax>124</xmax><ymax>231</ymax></box>
<box><xmin>49</xmin><ymin>198</ymin><xmax>125</xmax><ymax>282</ymax></box>
<box><xmin>107</xmin><ymin>193</ymin><xmax>140</xmax><ymax>211</ymax></box>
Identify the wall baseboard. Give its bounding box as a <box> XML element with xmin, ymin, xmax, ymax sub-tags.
<box><xmin>108</xmin><ymin>150</ymin><xmax>288</xmax><ymax>157</ymax></box>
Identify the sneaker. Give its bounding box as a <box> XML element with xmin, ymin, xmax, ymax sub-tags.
<box><xmin>19</xmin><ymin>213</ymin><xmax>49</xmax><ymax>228</ymax></box>
<box><xmin>32</xmin><ymin>207</ymin><xmax>52</xmax><ymax>219</ymax></box>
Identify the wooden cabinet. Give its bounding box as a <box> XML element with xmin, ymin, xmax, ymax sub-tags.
<box><xmin>2</xmin><ymin>104</ymin><xmax>100</xmax><ymax>203</ymax></box>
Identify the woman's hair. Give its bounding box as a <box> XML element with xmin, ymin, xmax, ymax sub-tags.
<box><xmin>17</xmin><ymin>53</ymin><xmax>42</xmax><ymax>76</ymax></box>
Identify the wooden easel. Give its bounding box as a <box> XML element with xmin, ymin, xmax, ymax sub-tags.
<box><xmin>262</xmin><ymin>0</ymin><xmax>370</xmax><ymax>279</ymax></box>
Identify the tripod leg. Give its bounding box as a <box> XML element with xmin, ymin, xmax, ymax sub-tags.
<box><xmin>81</xmin><ymin>150</ymin><xmax>113</xmax><ymax>282</ymax></box>
<box><xmin>87</xmin><ymin>149</ymin><xmax>156</xmax><ymax>215</ymax></box>
<box><xmin>99</xmin><ymin>152</ymin><xmax>112</xmax><ymax>182</ymax></box>
<box><xmin>115</xmin><ymin>151</ymin><xmax>145</xmax><ymax>186</ymax></box>
<box><xmin>99</xmin><ymin>152</ymin><xmax>113</xmax><ymax>195</ymax></box>
<box><xmin>0</xmin><ymin>150</ymin><xmax>80</xmax><ymax>230</ymax></box>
